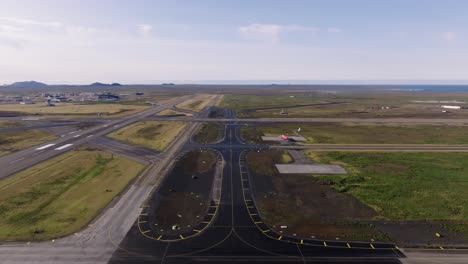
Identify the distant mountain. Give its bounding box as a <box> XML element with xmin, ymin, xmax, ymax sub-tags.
<box><xmin>9</xmin><ymin>81</ymin><xmax>48</xmax><ymax>87</ymax></box>
<box><xmin>89</xmin><ymin>82</ymin><xmax>121</xmax><ymax>87</ymax></box>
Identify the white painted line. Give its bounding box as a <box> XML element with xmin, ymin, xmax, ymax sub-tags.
<box><xmin>54</xmin><ymin>144</ymin><xmax>73</xmax><ymax>150</ymax></box>
<box><xmin>9</xmin><ymin>157</ymin><xmax>25</xmax><ymax>164</ymax></box>
<box><xmin>113</xmin><ymin>125</ymin><xmax>119</xmax><ymax>128</ymax></box>
<box><xmin>73</xmin><ymin>135</ymin><xmax>81</xmax><ymax>138</ymax></box>
<box><xmin>69</xmin><ymin>131</ymin><xmax>77</xmax><ymax>134</ymax></box>
<box><xmin>35</xmin><ymin>143</ymin><xmax>56</xmax><ymax>150</ymax></box>
<box><xmin>86</xmin><ymin>135</ymin><xmax>93</xmax><ymax>138</ymax></box>
<box><xmin>103</xmin><ymin>125</ymin><xmax>109</xmax><ymax>127</ymax></box>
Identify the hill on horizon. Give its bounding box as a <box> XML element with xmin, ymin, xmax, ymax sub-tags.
<box><xmin>89</xmin><ymin>82</ymin><xmax>121</xmax><ymax>87</ymax></box>
<box><xmin>9</xmin><ymin>81</ymin><xmax>48</xmax><ymax>88</ymax></box>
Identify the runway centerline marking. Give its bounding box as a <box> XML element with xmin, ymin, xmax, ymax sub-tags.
<box><xmin>35</xmin><ymin>143</ymin><xmax>55</xmax><ymax>150</ymax></box>
<box><xmin>54</xmin><ymin>144</ymin><xmax>73</xmax><ymax>150</ymax></box>
<box><xmin>9</xmin><ymin>157</ymin><xmax>25</xmax><ymax>164</ymax></box>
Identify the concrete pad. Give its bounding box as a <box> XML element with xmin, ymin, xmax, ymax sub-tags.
<box><xmin>261</xmin><ymin>136</ymin><xmax>306</xmax><ymax>142</ymax></box>
<box><xmin>275</xmin><ymin>164</ymin><xmax>346</xmax><ymax>174</ymax></box>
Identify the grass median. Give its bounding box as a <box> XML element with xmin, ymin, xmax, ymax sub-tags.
<box><xmin>108</xmin><ymin>121</ymin><xmax>186</xmax><ymax>151</ymax></box>
<box><xmin>0</xmin><ymin>147</ymin><xmax>145</xmax><ymax>241</ymax></box>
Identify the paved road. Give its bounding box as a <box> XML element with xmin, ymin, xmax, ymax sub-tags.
<box><xmin>109</xmin><ymin>118</ymin><xmax>403</xmax><ymax>264</ymax></box>
<box><xmin>148</xmin><ymin>116</ymin><xmax>468</xmax><ymax>124</ymax></box>
<box><xmin>243</xmin><ymin>101</ymin><xmax>349</xmax><ymax>111</ymax></box>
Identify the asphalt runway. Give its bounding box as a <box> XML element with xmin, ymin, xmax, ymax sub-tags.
<box><xmin>243</xmin><ymin>101</ymin><xmax>349</xmax><ymax>112</ymax></box>
<box><xmin>109</xmin><ymin>115</ymin><xmax>404</xmax><ymax>263</ymax></box>
<box><xmin>0</xmin><ymin>95</ymin><xmax>194</xmax><ymax>179</ymax></box>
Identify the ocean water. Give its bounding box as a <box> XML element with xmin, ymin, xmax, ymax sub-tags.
<box><xmin>321</xmin><ymin>85</ymin><xmax>468</xmax><ymax>93</ymax></box>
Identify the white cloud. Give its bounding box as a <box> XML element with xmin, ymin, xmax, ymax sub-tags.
<box><xmin>239</xmin><ymin>23</ymin><xmax>319</xmax><ymax>42</ymax></box>
<box><xmin>137</xmin><ymin>24</ymin><xmax>153</xmax><ymax>38</ymax></box>
<box><xmin>0</xmin><ymin>17</ymin><xmax>61</xmax><ymax>28</ymax></box>
<box><xmin>327</xmin><ymin>27</ymin><xmax>343</xmax><ymax>33</ymax></box>
<box><xmin>441</xmin><ymin>31</ymin><xmax>456</xmax><ymax>41</ymax></box>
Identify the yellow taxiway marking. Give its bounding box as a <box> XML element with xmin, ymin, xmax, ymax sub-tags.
<box><xmin>250</xmin><ymin>213</ymin><xmax>257</xmax><ymax>216</ymax></box>
<box><xmin>138</xmin><ymin>221</ymin><xmax>147</xmax><ymax>224</ymax></box>
<box><xmin>370</xmin><ymin>244</ymin><xmax>375</xmax><ymax>249</ymax></box>
<box><xmin>254</xmin><ymin>221</ymin><xmax>262</xmax><ymax>224</ymax></box>
<box><xmin>208</xmin><ymin>213</ymin><xmax>215</xmax><ymax>216</ymax></box>
<box><xmin>142</xmin><ymin>230</ymin><xmax>150</xmax><ymax>234</ymax></box>
<box><xmin>157</xmin><ymin>235</ymin><xmax>162</xmax><ymax>240</ymax></box>
<box><xmin>300</xmin><ymin>240</ymin><xmax>303</xmax><ymax>244</ymax></box>
<box><xmin>347</xmin><ymin>243</ymin><xmax>351</xmax><ymax>248</ymax></box>
<box><xmin>395</xmin><ymin>246</ymin><xmax>399</xmax><ymax>250</ymax></box>
<box><xmin>193</xmin><ymin>229</ymin><xmax>201</xmax><ymax>233</ymax></box>
<box><xmin>179</xmin><ymin>235</ymin><xmax>184</xmax><ymax>239</ymax></box>
<box><xmin>210</xmin><ymin>205</ymin><xmax>217</xmax><ymax>208</ymax></box>
<box><xmin>262</xmin><ymin>230</ymin><xmax>270</xmax><ymax>233</ymax></box>
<box><xmin>440</xmin><ymin>246</ymin><xmax>444</xmax><ymax>250</ymax></box>
<box><xmin>201</xmin><ymin>221</ymin><xmax>210</xmax><ymax>224</ymax></box>
<box><xmin>278</xmin><ymin>236</ymin><xmax>283</xmax><ymax>240</ymax></box>
<box><xmin>435</xmin><ymin>233</ymin><xmax>441</xmax><ymax>237</ymax></box>
<box><xmin>247</xmin><ymin>206</ymin><xmax>254</xmax><ymax>209</ymax></box>
<box><xmin>245</xmin><ymin>199</ymin><xmax>252</xmax><ymax>202</ymax></box>
<box><xmin>323</xmin><ymin>242</ymin><xmax>327</xmax><ymax>247</ymax></box>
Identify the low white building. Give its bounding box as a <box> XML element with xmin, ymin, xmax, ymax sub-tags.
<box><xmin>441</xmin><ymin>105</ymin><xmax>461</xmax><ymax>110</ymax></box>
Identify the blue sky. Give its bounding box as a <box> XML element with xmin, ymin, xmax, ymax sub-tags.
<box><xmin>0</xmin><ymin>0</ymin><xmax>467</xmax><ymax>84</ymax></box>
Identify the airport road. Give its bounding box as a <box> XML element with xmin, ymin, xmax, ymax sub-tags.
<box><xmin>0</xmin><ymin>121</ymin><xmax>99</xmax><ymax>132</ymax></box>
<box><xmin>0</xmin><ymin>95</ymin><xmax>222</xmax><ymax>264</ymax></box>
<box><xmin>186</xmin><ymin>143</ymin><xmax>468</xmax><ymax>151</ymax></box>
<box><xmin>109</xmin><ymin>116</ymin><xmax>404</xmax><ymax>264</ymax></box>
<box><xmin>148</xmin><ymin>116</ymin><xmax>468</xmax><ymax>124</ymax></box>
<box><xmin>0</xmin><ymin>95</ymin><xmax>195</xmax><ymax>179</ymax></box>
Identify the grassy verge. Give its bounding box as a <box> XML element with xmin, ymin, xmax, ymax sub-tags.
<box><xmin>0</xmin><ymin>129</ymin><xmax>58</xmax><ymax>156</ymax></box>
<box><xmin>0</xmin><ymin>147</ymin><xmax>145</xmax><ymax>240</ymax></box>
<box><xmin>108</xmin><ymin>121</ymin><xmax>186</xmax><ymax>151</ymax></box>
<box><xmin>308</xmin><ymin>151</ymin><xmax>468</xmax><ymax>220</ymax></box>
<box><xmin>193</xmin><ymin>123</ymin><xmax>224</xmax><ymax>144</ymax></box>
<box><xmin>241</xmin><ymin>123</ymin><xmax>468</xmax><ymax>144</ymax></box>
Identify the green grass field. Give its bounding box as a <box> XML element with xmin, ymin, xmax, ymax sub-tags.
<box><xmin>176</xmin><ymin>95</ymin><xmax>216</xmax><ymax>112</ymax></box>
<box><xmin>241</xmin><ymin>123</ymin><xmax>468</xmax><ymax>144</ymax></box>
<box><xmin>108</xmin><ymin>121</ymin><xmax>186</xmax><ymax>151</ymax></box>
<box><xmin>192</xmin><ymin>123</ymin><xmax>224</xmax><ymax>144</ymax></box>
<box><xmin>156</xmin><ymin>109</ymin><xmax>189</xmax><ymax>116</ymax></box>
<box><xmin>221</xmin><ymin>93</ymin><xmax>468</xmax><ymax>119</ymax></box>
<box><xmin>0</xmin><ymin>147</ymin><xmax>145</xmax><ymax>240</ymax></box>
<box><xmin>0</xmin><ymin>129</ymin><xmax>58</xmax><ymax>156</ymax></box>
<box><xmin>308</xmin><ymin>151</ymin><xmax>468</xmax><ymax>220</ymax></box>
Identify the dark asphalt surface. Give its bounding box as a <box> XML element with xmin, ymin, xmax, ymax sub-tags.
<box><xmin>243</xmin><ymin>102</ymin><xmax>349</xmax><ymax>112</ymax></box>
<box><xmin>109</xmin><ymin>109</ymin><xmax>404</xmax><ymax>264</ymax></box>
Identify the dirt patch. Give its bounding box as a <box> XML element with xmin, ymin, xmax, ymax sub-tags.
<box><xmin>246</xmin><ymin>150</ymin><xmax>387</xmax><ymax>241</ymax></box>
<box><xmin>148</xmin><ymin>150</ymin><xmax>218</xmax><ymax>235</ymax></box>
